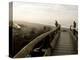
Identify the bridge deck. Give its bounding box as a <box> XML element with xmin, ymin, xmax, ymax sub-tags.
<box><xmin>52</xmin><ymin>31</ymin><xmax>76</xmax><ymax>55</ymax></box>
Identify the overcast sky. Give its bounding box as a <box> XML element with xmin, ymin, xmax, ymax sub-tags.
<box><xmin>13</xmin><ymin>2</ymin><xmax>78</xmax><ymax>28</ymax></box>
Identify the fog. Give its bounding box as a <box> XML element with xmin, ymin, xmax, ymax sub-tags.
<box><xmin>13</xmin><ymin>2</ymin><xmax>78</xmax><ymax>28</ymax></box>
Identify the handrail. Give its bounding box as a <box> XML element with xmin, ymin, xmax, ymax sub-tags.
<box><xmin>70</xmin><ymin>29</ymin><xmax>78</xmax><ymax>39</ymax></box>
<box><xmin>69</xmin><ymin>30</ymin><xmax>78</xmax><ymax>53</ymax></box>
<box><xmin>14</xmin><ymin>25</ymin><xmax>60</xmax><ymax>58</ymax></box>
<box><xmin>44</xmin><ymin>31</ymin><xmax>60</xmax><ymax>56</ymax></box>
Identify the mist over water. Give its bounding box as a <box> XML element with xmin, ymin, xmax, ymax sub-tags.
<box><xmin>13</xmin><ymin>2</ymin><xmax>78</xmax><ymax>28</ymax></box>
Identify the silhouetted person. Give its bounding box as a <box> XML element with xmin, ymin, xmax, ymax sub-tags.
<box><xmin>55</xmin><ymin>20</ymin><xmax>58</xmax><ymax>27</ymax></box>
<box><xmin>73</xmin><ymin>21</ymin><xmax>76</xmax><ymax>28</ymax></box>
<box><xmin>73</xmin><ymin>21</ymin><xmax>76</xmax><ymax>35</ymax></box>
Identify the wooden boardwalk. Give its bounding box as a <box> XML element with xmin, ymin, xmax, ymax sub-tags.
<box><xmin>13</xmin><ymin>25</ymin><xmax>78</xmax><ymax>58</ymax></box>
<box><xmin>52</xmin><ymin>31</ymin><xmax>77</xmax><ymax>55</ymax></box>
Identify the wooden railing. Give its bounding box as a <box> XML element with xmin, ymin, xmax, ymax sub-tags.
<box><xmin>14</xmin><ymin>25</ymin><xmax>60</xmax><ymax>58</ymax></box>
<box><xmin>44</xmin><ymin>31</ymin><xmax>60</xmax><ymax>56</ymax></box>
<box><xmin>69</xmin><ymin>29</ymin><xmax>78</xmax><ymax>53</ymax></box>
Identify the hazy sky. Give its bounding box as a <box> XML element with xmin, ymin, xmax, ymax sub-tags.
<box><xmin>13</xmin><ymin>2</ymin><xmax>78</xmax><ymax>28</ymax></box>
